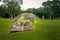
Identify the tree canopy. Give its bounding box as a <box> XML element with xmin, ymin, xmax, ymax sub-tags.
<box><xmin>0</xmin><ymin>0</ymin><xmax>23</xmax><ymax>18</ymax></box>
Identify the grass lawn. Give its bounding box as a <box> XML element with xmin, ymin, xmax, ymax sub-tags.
<box><xmin>0</xmin><ymin>18</ymin><xmax>60</xmax><ymax>40</ymax></box>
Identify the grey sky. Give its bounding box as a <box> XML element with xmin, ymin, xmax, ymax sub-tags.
<box><xmin>21</xmin><ymin>0</ymin><xmax>47</xmax><ymax>10</ymax></box>
<box><xmin>0</xmin><ymin>0</ymin><xmax>48</xmax><ymax>10</ymax></box>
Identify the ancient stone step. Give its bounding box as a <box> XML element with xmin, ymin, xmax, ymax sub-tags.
<box><xmin>9</xmin><ymin>13</ymin><xmax>39</xmax><ymax>33</ymax></box>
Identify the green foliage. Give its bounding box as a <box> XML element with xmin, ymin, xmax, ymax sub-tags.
<box><xmin>0</xmin><ymin>6</ymin><xmax>5</xmax><ymax>17</ymax></box>
<box><xmin>3</xmin><ymin>0</ymin><xmax>23</xmax><ymax>5</ymax></box>
<box><xmin>0</xmin><ymin>0</ymin><xmax>60</xmax><ymax>19</ymax></box>
<box><xmin>7</xmin><ymin>1</ymin><xmax>21</xmax><ymax>18</ymax></box>
<box><xmin>42</xmin><ymin>0</ymin><xmax>60</xmax><ymax>19</ymax></box>
<box><xmin>25</xmin><ymin>8</ymin><xmax>32</xmax><ymax>13</ymax></box>
<box><xmin>0</xmin><ymin>0</ymin><xmax>23</xmax><ymax>18</ymax></box>
<box><xmin>42</xmin><ymin>1</ymin><xmax>54</xmax><ymax>19</ymax></box>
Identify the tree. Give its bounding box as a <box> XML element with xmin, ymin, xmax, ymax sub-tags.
<box><xmin>53</xmin><ymin>0</ymin><xmax>60</xmax><ymax>17</ymax></box>
<box><xmin>0</xmin><ymin>0</ymin><xmax>23</xmax><ymax>18</ymax></box>
<box><xmin>42</xmin><ymin>0</ymin><xmax>60</xmax><ymax>19</ymax></box>
<box><xmin>1</xmin><ymin>0</ymin><xmax>23</xmax><ymax>5</ymax></box>
<box><xmin>42</xmin><ymin>1</ymin><xmax>54</xmax><ymax>19</ymax></box>
<box><xmin>0</xmin><ymin>5</ymin><xmax>6</xmax><ymax>17</ymax></box>
<box><xmin>38</xmin><ymin>7</ymin><xmax>47</xmax><ymax>19</ymax></box>
<box><xmin>7</xmin><ymin>1</ymin><xmax>21</xmax><ymax>18</ymax></box>
<box><xmin>25</xmin><ymin>8</ymin><xmax>32</xmax><ymax>13</ymax></box>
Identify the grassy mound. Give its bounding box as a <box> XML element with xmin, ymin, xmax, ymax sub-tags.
<box><xmin>0</xmin><ymin>18</ymin><xmax>60</xmax><ymax>40</ymax></box>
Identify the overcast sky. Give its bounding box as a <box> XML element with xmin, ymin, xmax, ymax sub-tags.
<box><xmin>0</xmin><ymin>0</ymin><xmax>48</xmax><ymax>10</ymax></box>
<box><xmin>21</xmin><ymin>0</ymin><xmax>47</xmax><ymax>10</ymax></box>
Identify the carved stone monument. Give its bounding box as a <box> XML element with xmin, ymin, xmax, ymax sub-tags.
<box><xmin>9</xmin><ymin>13</ymin><xmax>39</xmax><ymax>33</ymax></box>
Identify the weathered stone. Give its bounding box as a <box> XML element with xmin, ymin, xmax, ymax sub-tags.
<box><xmin>9</xmin><ymin>13</ymin><xmax>39</xmax><ymax>33</ymax></box>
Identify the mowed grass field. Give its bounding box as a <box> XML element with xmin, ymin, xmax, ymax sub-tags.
<box><xmin>0</xmin><ymin>18</ymin><xmax>60</xmax><ymax>40</ymax></box>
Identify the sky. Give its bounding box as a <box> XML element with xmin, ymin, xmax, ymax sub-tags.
<box><xmin>0</xmin><ymin>1</ymin><xmax>4</xmax><ymax>5</ymax></box>
<box><xmin>21</xmin><ymin>0</ymin><xmax>47</xmax><ymax>10</ymax></box>
<box><xmin>0</xmin><ymin>0</ymin><xmax>48</xmax><ymax>10</ymax></box>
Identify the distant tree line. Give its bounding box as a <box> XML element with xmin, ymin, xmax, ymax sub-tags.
<box><xmin>22</xmin><ymin>0</ymin><xmax>60</xmax><ymax>19</ymax></box>
<box><xmin>0</xmin><ymin>0</ymin><xmax>60</xmax><ymax>19</ymax></box>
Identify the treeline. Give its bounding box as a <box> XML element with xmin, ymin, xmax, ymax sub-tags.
<box><xmin>0</xmin><ymin>0</ymin><xmax>60</xmax><ymax>19</ymax></box>
<box><xmin>22</xmin><ymin>0</ymin><xmax>60</xmax><ymax>19</ymax></box>
<box><xmin>0</xmin><ymin>0</ymin><xmax>23</xmax><ymax>18</ymax></box>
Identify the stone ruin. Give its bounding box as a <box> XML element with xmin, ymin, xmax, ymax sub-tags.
<box><xmin>9</xmin><ymin>13</ymin><xmax>39</xmax><ymax>33</ymax></box>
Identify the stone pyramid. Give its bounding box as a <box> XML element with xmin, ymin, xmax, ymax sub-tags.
<box><xmin>9</xmin><ymin>13</ymin><xmax>39</xmax><ymax>33</ymax></box>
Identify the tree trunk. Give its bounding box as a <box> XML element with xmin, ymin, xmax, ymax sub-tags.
<box><xmin>11</xmin><ymin>15</ymin><xmax>13</xmax><ymax>19</ymax></box>
<box><xmin>50</xmin><ymin>15</ymin><xmax>51</xmax><ymax>20</ymax></box>
<box><xmin>14</xmin><ymin>14</ymin><xmax>15</xmax><ymax>18</ymax></box>
<box><xmin>42</xmin><ymin>15</ymin><xmax>44</xmax><ymax>20</ymax></box>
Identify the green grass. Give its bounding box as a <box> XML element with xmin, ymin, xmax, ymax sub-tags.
<box><xmin>0</xmin><ymin>18</ymin><xmax>13</xmax><ymax>34</ymax></box>
<box><xmin>0</xmin><ymin>18</ymin><xmax>60</xmax><ymax>40</ymax></box>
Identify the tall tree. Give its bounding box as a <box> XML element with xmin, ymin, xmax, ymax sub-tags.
<box><xmin>38</xmin><ymin>7</ymin><xmax>46</xmax><ymax>19</ymax></box>
<box><xmin>42</xmin><ymin>0</ymin><xmax>60</xmax><ymax>19</ymax></box>
<box><xmin>0</xmin><ymin>5</ymin><xmax>5</xmax><ymax>17</ymax></box>
<box><xmin>42</xmin><ymin>0</ymin><xmax>54</xmax><ymax>19</ymax></box>
<box><xmin>7</xmin><ymin>1</ymin><xmax>21</xmax><ymax>18</ymax></box>
<box><xmin>53</xmin><ymin>0</ymin><xmax>60</xmax><ymax>17</ymax></box>
<box><xmin>0</xmin><ymin>0</ymin><xmax>23</xmax><ymax>18</ymax></box>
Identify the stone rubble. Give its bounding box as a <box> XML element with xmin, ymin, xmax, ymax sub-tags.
<box><xmin>9</xmin><ymin>13</ymin><xmax>39</xmax><ymax>33</ymax></box>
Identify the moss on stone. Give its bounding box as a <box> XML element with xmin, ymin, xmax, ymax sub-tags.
<box><xmin>19</xmin><ymin>20</ymin><xmax>29</xmax><ymax>23</ymax></box>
